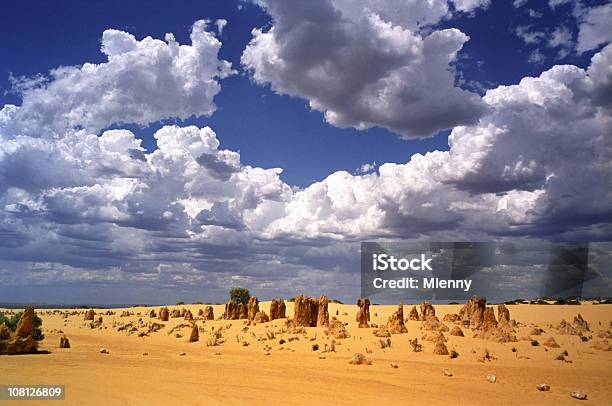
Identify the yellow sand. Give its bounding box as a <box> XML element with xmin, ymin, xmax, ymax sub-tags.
<box><xmin>1</xmin><ymin>302</ymin><xmax>611</xmax><ymax>405</ymax></box>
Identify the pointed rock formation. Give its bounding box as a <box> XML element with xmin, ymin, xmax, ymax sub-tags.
<box><xmin>482</xmin><ymin>307</ymin><xmax>498</xmax><ymax>331</ymax></box>
<box><xmin>184</xmin><ymin>310</ymin><xmax>193</xmax><ymax>321</ymax></box>
<box><xmin>0</xmin><ymin>306</ymin><xmax>38</xmax><ymax>355</ymax></box>
<box><xmin>269</xmin><ymin>298</ymin><xmax>286</xmax><ymax>320</ymax></box>
<box><xmin>433</xmin><ymin>338</ymin><xmax>449</xmax><ymax>355</ymax></box>
<box><xmin>327</xmin><ymin>317</ymin><xmax>350</xmax><ymax>339</ymax></box>
<box><xmin>317</xmin><ymin>295</ymin><xmax>330</xmax><ymax>327</ymax></box>
<box><xmin>497</xmin><ymin>304</ymin><xmax>511</xmax><ymax>326</ymax></box>
<box><xmin>458</xmin><ymin>296</ymin><xmax>487</xmax><ymax>328</ymax></box>
<box><xmin>419</xmin><ymin>301</ymin><xmax>437</xmax><ymax>321</ymax></box>
<box><xmin>237</xmin><ymin>303</ymin><xmax>248</xmax><ymax>319</ymax></box>
<box><xmin>573</xmin><ymin>314</ymin><xmax>590</xmax><ymax>333</ymax></box>
<box><xmin>423</xmin><ymin>319</ymin><xmax>449</xmax><ymax>332</ymax></box>
<box><xmin>450</xmin><ymin>326</ymin><xmax>464</xmax><ymax>337</ymax></box>
<box><xmin>203</xmin><ymin>306</ymin><xmax>214</xmax><ymax>320</ymax></box>
<box><xmin>223</xmin><ymin>301</ymin><xmax>240</xmax><ymax>320</ymax></box>
<box><xmin>385</xmin><ymin>304</ymin><xmax>408</xmax><ymax>334</ymax></box>
<box><xmin>84</xmin><ymin>309</ymin><xmax>95</xmax><ymax>321</ymax></box>
<box><xmin>159</xmin><ymin>307</ymin><xmax>169</xmax><ymax>321</ymax></box>
<box><xmin>459</xmin><ymin>297</ymin><xmax>516</xmax><ymax>343</ymax></box>
<box><xmin>14</xmin><ymin>307</ymin><xmax>36</xmax><ymax>339</ymax></box>
<box><xmin>189</xmin><ymin>324</ymin><xmax>199</xmax><ymax>342</ymax></box>
<box><xmin>373</xmin><ymin>326</ymin><xmax>392</xmax><ymax>337</ymax></box>
<box><xmin>408</xmin><ymin>306</ymin><xmax>419</xmax><ymax>321</ymax></box>
<box><xmin>442</xmin><ymin>313</ymin><xmax>459</xmax><ymax>323</ymax></box>
<box><xmin>474</xmin><ymin>304</ymin><xmax>517</xmax><ymax>343</ymax></box>
<box><xmin>356</xmin><ymin>298</ymin><xmax>370</xmax><ymax>328</ymax></box>
<box><xmin>60</xmin><ymin>336</ymin><xmax>71</xmax><ymax>348</ymax></box>
<box><xmin>423</xmin><ymin>331</ymin><xmax>447</xmax><ymax>342</ymax></box>
<box><xmin>247</xmin><ymin>297</ymin><xmax>260</xmax><ymax>322</ymax></box>
<box><xmin>90</xmin><ymin>316</ymin><xmax>103</xmax><ymax>329</ymax></box>
<box><xmin>293</xmin><ymin>295</ymin><xmax>319</xmax><ymax>327</ymax></box>
<box><xmin>543</xmin><ymin>336</ymin><xmax>560</xmax><ymax>348</ymax></box>
<box><xmin>252</xmin><ymin>311</ymin><xmax>269</xmax><ymax>324</ymax></box>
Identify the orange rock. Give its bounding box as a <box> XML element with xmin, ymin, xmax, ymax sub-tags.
<box><xmin>293</xmin><ymin>295</ymin><xmax>318</xmax><ymax>327</ymax></box>
<box><xmin>317</xmin><ymin>295</ymin><xmax>330</xmax><ymax>327</ymax></box>
<box><xmin>385</xmin><ymin>304</ymin><xmax>408</xmax><ymax>334</ymax></box>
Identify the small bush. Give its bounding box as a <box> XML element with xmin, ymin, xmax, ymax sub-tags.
<box><xmin>229</xmin><ymin>287</ymin><xmax>251</xmax><ymax>305</ymax></box>
<box><xmin>0</xmin><ymin>312</ymin><xmax>44</xmax><ymax>341</ymax></box>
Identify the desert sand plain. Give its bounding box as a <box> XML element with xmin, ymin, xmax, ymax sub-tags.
<box><xmin>1</xmin><ymin>299</ymin><xmax>611</xmax><ymax>406</ymax></box>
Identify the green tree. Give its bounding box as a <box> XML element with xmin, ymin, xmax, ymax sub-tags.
<box><xmin>0</xmin><ymin>312</ymin><xmax>44</xmax><ymax>341</ymax></box>
<box><xmin>229</xmin><ymin>287</ymin><xmax>250</xmax><ymax>305</ymax></box>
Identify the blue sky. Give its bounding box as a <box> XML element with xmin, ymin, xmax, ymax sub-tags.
<box><xmin>1</xmin><ymin>0</ymin><xmax>604</xmax><ymax>187</ymax></box>
<box><xmin>1</xmin><ymin>0</ymin><xmax>426</xmax><ymax>186</ymax></box>
<box><xmin>0</xmin><ymin>0</ymin><xmax>610</xmax><ymax>304</ymax></box>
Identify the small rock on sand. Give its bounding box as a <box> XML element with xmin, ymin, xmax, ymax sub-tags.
<box><xmin>348</xmin><ymin>353</ymin><xmax>371</xmax><ymax>365</ymax></box>
<box><xmin>536</xmin><ymin>384</ymin><xmax>550</xmax><ymax>391</ymax></box>
<box><xmin>486</xmin><ymin>374</ymin><xmax>496</xmax><ymax>383</ymax></box>
<box><xmin>99</xmin><ymin>348</ymin><xmax>109</xmax><ymax>354</ymax></box>
<box><xmin>450</xmin><ymin>326</ymin><xmax>464</xmax><ymax>337</ymax></box>
<box><xmin>570</xmin><ymin>391</ymin><xmax>587</xmax><ymax>400</ymax></box>
<box><xmin>390</xmin><ymin>362</ymin><xmax>399</xmax><ymax>368</ymax></box>
<box><xmin>543</xmin><ymin>336</ymin><xmax>560</xmax><ymax>348</ymax></box>
<box><xmin>59</xmin><ymin>336</ymin><xmax>70</xmax><ymax>348</ymax></box>
<box><xmin>443</xmin><ymin>369</ymin><xmax>453</xmax><ymax>377</ymax></box>
<box><xmin>433</xmin><ymin>339</ymin><xmax>449</xmax><ymax>355</ymax></box>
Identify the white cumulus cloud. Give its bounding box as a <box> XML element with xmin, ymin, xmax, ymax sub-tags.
<box><xmin>242</xmin><ymin>0</ymin><xmax>487</xmax><ymax>139</ymax></box>
<box><xmin>9</xmin><ymin>20</ymin><xmax>233</xmax><ymax>136</ymax></box>
<box><xmin>576</xmin><ymin>2</ymin><xmax>612</xmax><ymax>53</ymax></box>
<box><xmin>265</xmin><ymin>45</ymin><xmax>612</xmax><ymax>240</ymax></box>
<box><xmin>0</xmin><ymin>18</ymin><xmax>611</xmax><ymax>302</ymax></box>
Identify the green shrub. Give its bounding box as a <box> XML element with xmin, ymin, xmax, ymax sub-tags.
<box><xmin>229</xmin><ymin>287</ymin><xmax>250</xmax><ymax>305</ymax></box>
<box><xmin>0</xmin><ymin>312</ymin><xmax>44</xmax><ymax>341</ymax></box>
<box><xmin>0</xmin><ymin>313</ymin><xmax>18</xmax><ymax>330</ymax></box>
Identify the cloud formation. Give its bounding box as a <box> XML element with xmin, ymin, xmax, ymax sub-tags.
<box><xmin>576</xmin><ymin>2</ymin><xmax>612</xmax><ymax>53</ymax></box>
<box><xmin>9</xmin><ymin>20</ymin><xmax>233</xmax><ymax>135</ymax></box>
<box><xmin>242</xmin><ymin>0</ymin><xmax>487</xmax><ymax>138</ymax></box>
<box><xmin>0</xmin><ymin>18</ymin><xmax>610</xmax><ymax>303</ymax></box>
<box><xmin>266</xmin><ymin>44</ymin><xmax>612</xmax><ymax>240</ymax></box>
<box><xmin>513</xmin><ymin>2</ymin><xmax>612</xmax><ymax>63</ymax></box>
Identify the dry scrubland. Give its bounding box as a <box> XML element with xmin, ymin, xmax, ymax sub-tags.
<box><xmin>1</xmin><ymin>298</ymin><xmax>612</xmax><ymax>405</ymax></box>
